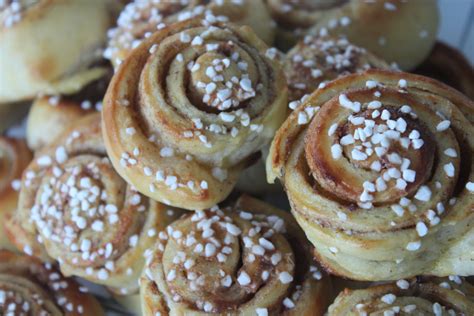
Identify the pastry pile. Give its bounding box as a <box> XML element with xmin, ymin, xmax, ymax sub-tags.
<box><xmin>0</xmin><ymin>1</ymin><xmax>472</xmax><ymax>315</ymax></box>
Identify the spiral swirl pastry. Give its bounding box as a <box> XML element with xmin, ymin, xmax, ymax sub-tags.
<box><xmin>267</xmin><ymin>69</ymin><xmax>474</xmax><ymax>280</ymax></box>
<box><xmin>0</xmin><ymin>250</ymin><xmax>104</xmax><ymax>316</ymax></box>
<box><xmin>7</xmin><ymin>113</ymin><xmax>183</xmax><ymax>294</ymax></box>
<box><xmin>0</xmin><ymin>137</ymin><xmax>32</xmax><ymax>251</ymax></box>
<box><xmin>284</xmin><ymin>34</ymin><xmax>390</xmax><ymax>102</ymax></box>
<box><xmin>416</xmin><ymin>41</ymin><xmax>474</xmax><ymax>100</ymax></box>
<box><xmin>329</xmin><ymin>277</ymin><xmax>474</xmax><ymax>315</ymax></box>
<box><xmin>0</xmin><ymin>0</ymin><xmax>113</xmax><ymax>103</ymax></box>
<box><xmin>140</xmin><ymin>195</ymin><xmax>331</xmax><ymax>315</ymax></box>
<box><xmin>102</xmin><ymin>19</ymin><xmax>287</xmax><ymax>210</ymax></box>
<box><xmin>104</xmin><ymin>0</ymin><xmax>275</xmax><ymax>68</ymax></box>
<box><xmin>26</xmin><ymin>71</ymin><xmax>112</xmax><ymax>151</ymax></box>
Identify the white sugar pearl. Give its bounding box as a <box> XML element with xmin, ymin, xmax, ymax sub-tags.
<box><xmin>331</xmin><ymin>144</ymin><xmax>343</xmax><ymax>159</ymax></box>
<box><xmin>406</xmin><ymin>241</ymin><xmax>421</xmax><ymax>251</ymax></box>
<box><xmin>416</xmin><ymin>222</ymin><xmax>428</xmax><ymax>237</ymax></box>
<box><xmin>436</xmin><ymin>120</ymin><xmax>451</xmax><ymax>132</ymax></box>
<box><xmin>381</xmin><ymin>293</ymin><xmax>396</xmax><ymax>304</ymax></box>
<box><xmin>278</xmin><ymin>272</ymin><xmax>293</xmax><ymax>284</ymax></box>
<box><xmin>237</xmin><ymin>271</ymin><xmax>251</xmax><ymax>285</ymax></box>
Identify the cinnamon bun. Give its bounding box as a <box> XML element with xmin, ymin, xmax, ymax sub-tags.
<box><xmin>268</xmin><ymin>69</ymin><xmax>474</xmax><ymax>280</ymax></box>
<box><xmin>0</xmin><ymin>0</ymin><xmax>113</xmax><ymax>103</ymax></box>
<box><xmin>140</xmin><ymin>195</ymin><xmax>331</xmax><ymax>315</ymax></box>
<box><xmin>8</xmin><ymin>113</ymin><xmax>184</xmax><ymax>294</ymax></box>
<box><xmin>0</xmin><ymin>250</ymin><xmax>104</xmax><ymax>315</ymax></box>
<box><xmin>102</xmin><ymin>19</ymin><xmax>287</xmax><ymax>210</ymax></box>
<box><xmin>329</xmin><ymin>277</ymin><xmax>474</xmax><ymax>315</ymax></box>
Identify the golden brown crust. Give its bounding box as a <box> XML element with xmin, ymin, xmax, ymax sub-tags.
<box><xmin>140</xmin><ymin>195</ymin><xmax>331</xmax><ymax>315</ymax></box>
<box><xmin>102</xmin><ymin>18</ymin><xmax>287</xmax><ymax>210</ymax></box>
<box><xmin>0</xmin><ymin>250</ymin><xmax>104</xmax><ymax>316</ymax></box>
<box><xmin>328</xmin><ymin>277</ymin><xmax>474</xmax><ymax>315</ymax></box>
<box><xmin>26</xmin><ymin>71</ymin><xmax>110</xmax><ymax>151</ymax></box>
<box><xmin>26</xmin><ymin>97</ymin><xmax>93</xmax><ymax>151</ymax></box>
<box><xmin>0</xmin><ymin>137</ymin><xmax>32</xmax><ymax>252</ymax></box>
<box><xmin>0</xmin><ymin>0</ymin><xmax>112</xmax><ymax>103</ymax></box>
<box><xmin>415</xmin><ymin>41</ymin><xmax>474</xmax><ymax>100</ymax></box>
<box><xmin>267</xmin><ymin>69</ymin><xmax>474</xmax><ymax>280</ymax></box>
<box><xmin>8</xmin><ymin>113</ymin><xmax>185</xmax><ymax>294</ymax></box>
